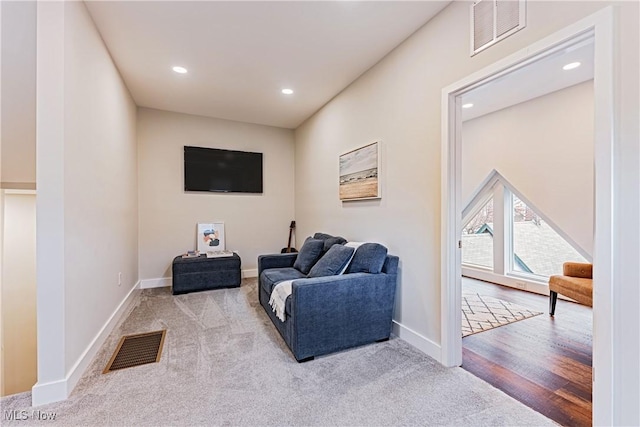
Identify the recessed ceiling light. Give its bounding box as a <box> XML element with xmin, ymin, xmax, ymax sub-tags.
<box><xmin>562</xmin><ymin>62</ymin><xmax>581</xmax><ymax>71</ymax></box>
<box><xmin>281</xmin><ymin>88</ymin><xmax>294</xmax><ymax>95</ymax></box>
<box><xmin>462</xmin><ymin>103</ymin><xmax>474</xmax><ymax>109</ymax></box>
<box><xmin>172</xmin><ymin>66</ymin><xmax>188</xmax><ymax>74</ymax></box>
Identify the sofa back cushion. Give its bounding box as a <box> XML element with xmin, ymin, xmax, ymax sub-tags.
<box><xmin>308</xmin><ymin>244</ymin><xmax>356</xmax><ymax>278</ymax></box>
<box><xmin>293</xmin><ymin>237</ymin><xmax>324</xmax><ymax>274</ymax></box>
<box><xmin>313</xmin><ymin>232</ymin><xmax>347</xmax><ymax>252</ymax></box>
<box><xmin>346</xmin><ymin>243</ymin><xmax>388</xmax><ymax>274</ymax></box>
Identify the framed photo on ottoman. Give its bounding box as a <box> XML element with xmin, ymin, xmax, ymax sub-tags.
<box><xmin>197</xmin><ymin>222</ymin><xmax>225</xmax><ymax>253</ymax></box>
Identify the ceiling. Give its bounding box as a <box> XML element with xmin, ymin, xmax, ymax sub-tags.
<box><xmin>85</xmin><ymin>1</ymin><xmax>451</xmax><ymax>129</ymax></box>
<box><xmin>461</xmin><ymin>38</ymin><xmax>594</xmax><ymax>122</ymax></box>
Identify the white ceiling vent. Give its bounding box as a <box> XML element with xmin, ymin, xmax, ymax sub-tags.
<box><xmin>471</xmin><ymin>0</ymin><xmax>526</xmax><ymax>56</ymax></box>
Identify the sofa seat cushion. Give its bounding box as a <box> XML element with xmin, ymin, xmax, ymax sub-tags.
<box><xmin>260</xmin><ymin>267</ymin><xmax>306</xmax><ymax>294</ymax></box>
<box><xmin>293</xmin><ymin>237</ymin><xmax>324</xmax><ymax>274</ymax></box>
<box><xmin>549</xmin><ymin>275</ymin><xmax>593</xmax><ymax>307</ymax></box>
<box><xmin>346</xmin><ymin>243</ymin><xmax>388</xmax><ymax>274</ymax></box>
<box><xmin>308</xmin><ymin>245</ymin><xmax>355</xmax><ymax>277</ymax></box>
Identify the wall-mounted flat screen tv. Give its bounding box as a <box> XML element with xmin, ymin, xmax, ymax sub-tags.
<box><xmin>184</xmin><ymin>146</ymin><xmax>263</xmax><ymax>193</ymax></box>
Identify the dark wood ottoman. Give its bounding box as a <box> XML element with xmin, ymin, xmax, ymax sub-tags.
<box><xmin>172</xmin><ymin>253</ymin><xmax>241</xmax><ymax>295</ymax></box>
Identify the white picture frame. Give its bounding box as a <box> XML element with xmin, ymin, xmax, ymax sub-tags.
<box><xmin>197</xmin><ymin>222</ymin><xmax>225</xmax><ymax>253</ymax></box>
<box><xmin>339</xmin><ymin>141</ymin><xmax>381</xmax><ymax>201</ymax></box>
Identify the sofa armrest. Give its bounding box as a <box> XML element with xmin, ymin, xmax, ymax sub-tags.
<box><xmin>258</xmin><ymin>253</ymin><xmax>298</xmax><ymax>277</ymax></box>
<box><xmin>563</xmin><ymin>262</ymin><xmax>592</xmax><ymax>279</ymax></box>
<box><xmin>382</xmin><ymin>255</ymin><xmax>399</xmax><ymax>275</ymax></box>
<box><xmin>290</xmin><ymin>273</ymin><xmax>396</xmax><ymax>360</ymax></box>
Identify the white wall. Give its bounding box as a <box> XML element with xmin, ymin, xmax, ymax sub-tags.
<box><xmin>0</xmin><ymin>0</ymin><xmax>36</xmax><ymax>189</ymax></box>
<box><xmin>611</xmin><ymin>3</ymin><xmax>640</xmax><ymax>422</ymax></box>
<box><xmin>35</xmin><ymin>1</ymin><xmax>138</xmax><ymax>403</ymax></box>
<box><xmin>1</xmin><ymin>192</ymin><xmax>37</xmax><ymax>396</ymax></box>
<box><xmin>137</xmin><ymin>108</ymin><xmax>295</xmax><ymax>280</ymax></box>
<box><xmin>294</xmin><ymin>2</ymin><xmax>638</xmax><ymax>424</ymax></box>
<box><xmin>462</xmin><ymin>81</ymin><xmax>594</xmax><ymax>256</ymax></box>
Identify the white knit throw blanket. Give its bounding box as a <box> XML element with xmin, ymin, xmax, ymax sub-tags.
<box><xmin>269</xmin><ymin>280</ymin><xmax>293</xmax><ymax>322</ymax></box>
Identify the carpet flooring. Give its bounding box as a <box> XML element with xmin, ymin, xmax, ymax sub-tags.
<box><xmin>462</xmin><ymin>292</ymin><xmax>543</xmax><ymax>337</ymax></box>
<box><xmin>1</xmin><ymin>278</ymin><xmax>553</xmax><ymax>426</ymax></box>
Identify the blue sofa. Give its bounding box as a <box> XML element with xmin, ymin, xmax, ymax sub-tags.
<box><xmin>258</xmin><ymin>236</ymin><xmax>398</xmax><ymax>362</ymax></box>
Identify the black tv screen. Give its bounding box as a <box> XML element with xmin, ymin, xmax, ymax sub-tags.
<box><xmin>184</xmin><ymin>146</ymin><xmax>263</xmax><ymax>193</ymax></box>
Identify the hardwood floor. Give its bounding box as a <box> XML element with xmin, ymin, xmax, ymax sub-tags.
<box><xmin>461</xmin><ymin>278</ymin><xmax>593</xmax><ymax>426</ymax></box>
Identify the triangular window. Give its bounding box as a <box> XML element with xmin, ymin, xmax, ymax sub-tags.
<box><xmin>511</xmin><ymin>195</ymin><xmax>587</xmax><ymax>277</ymax></box>
<box><xmin>462</xmin><ymin>197</ymin><xmax>494</xmax><ymax>270</ymax></box>
<box><xmin>461</xmin><ymin>175</ymin><xmax>590</xmax><ymax>285</ymax></box>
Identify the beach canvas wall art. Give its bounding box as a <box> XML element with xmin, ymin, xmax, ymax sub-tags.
<box><xmin>339</xmin><ymin>141</ymin><xmax>380</xmax><ymax>201</ymax></box>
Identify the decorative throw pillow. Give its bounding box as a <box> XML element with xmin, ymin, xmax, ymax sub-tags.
<box><xmin>313</xmin><ymin>232</ymin><xmax>334</xmax><ymax>240</ymax></box>
<box><xmin>308</xmin><ymin>245</ymin><xmax>356</xmax><ymax>278</ymax></box>
<box><xmin>345</xmin><ymin>243</ymin><xmax>388</xmax><ymax>274</ymax></box>
<box><xmin>322</xmin><ymin>236</ymin><xmax>347</xmax><ymax>252</ymax></box>
<box><xmin>312</xmin><ymin>232</ymin><xmax>347</xmax><ymax>252</ymax></box>
<box><xmin>292</xmin><ymin>237</ymin><xmax>324</xmax><ymax>274</ymax></box>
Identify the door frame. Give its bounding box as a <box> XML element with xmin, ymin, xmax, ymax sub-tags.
<box><xmin>440</xmin><ymin>7</ymin><xmax>613</xmax><ymax>424</ymax></box>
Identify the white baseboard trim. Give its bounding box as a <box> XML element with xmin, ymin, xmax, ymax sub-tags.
<box><xmin>32</xmin><ymin>281</ymin><xmax>141</xmax><ymax>406</ymax></box>
<box><xmin>392</xmin><ymin>320</ymin><xmax>441</xmax><ymax>362</ymax></box>
<box><xmin>462</xmin><ymin>267</ymin><xmax>549</xmax><ymax>295</ymax></box>
<box><xmin>32</xmin><ymin>378</ymin><xmax>67</xmax><ymax>407</ymax></box>
<box><xmin>139</xmin><ymin>270</ymin><xmax>256</xmax><ymax>289</ymax></box>
<box><xmin>243</xmin><ymin>269</ymin><xmax>258</xmax><ymax>278</ymax></box>
<box><xmin>139</xmin><ymin>277</ymin><xmax>172</xmax><ymax>289</ymax></box>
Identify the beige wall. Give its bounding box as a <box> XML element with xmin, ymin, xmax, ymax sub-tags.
<box><xmin>35</xmin><ymin>0</ymin><xmax>138</xmax><ymax>397</ymax></box>
<box><xmin>0</xmin><ymin>1</ymin><xmax>36</xmax><ymax>188</ymax></box>
<box><xmin>1</xmin><ymin>192</ymin><xmax>37</xmax><ymax>396</ymax></box>
<box><xmin>137</xmin><ymin>108</ymin><xmax>295</xmax><ymax>279</ymax></box>
<box><xmin>62</xmin><ymin>1</ymin><xmax>139</xmax><ymax>373</ymax></box>
<box><xmin>22</xmin><ymin>0</ymin><xmax>640</xmax><ymax>420</ymax></box>
<box><xmin>462</xmin><ymin>81</ymin><xmax>594</xmax><ymax>256</ymax></box>
<box><xmin>294</xmin><ymin>2</ymin><xmax>638</xmax><ymax>400</ymax></box>
<box><xmin>1</xmin><ymin>0</ymin><xmax>37</xmax><ymax>398</ymax></box>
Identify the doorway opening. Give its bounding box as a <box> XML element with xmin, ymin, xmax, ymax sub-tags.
<box><xmin>456</xmin><ymin>37</ymin><xmax>595</xmax><ymax>425</ymax></box>
<box><xmin>441</xmin><ymin>7</ymin><xmax>614</xmax><ymax>426</ymax></box>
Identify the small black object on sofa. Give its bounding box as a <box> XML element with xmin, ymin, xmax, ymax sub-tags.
<box><xmin>258</xmin><ymin>233</ymin><xmax>398</xmax><ymax>362</ymax></box>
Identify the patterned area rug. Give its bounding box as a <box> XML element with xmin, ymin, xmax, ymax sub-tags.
<box><xmin>462</xmin><ymin>292</ymin><xmax>543</xmax><ymax>337</ymax></box>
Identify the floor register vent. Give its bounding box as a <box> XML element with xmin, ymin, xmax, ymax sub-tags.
<box><xmin>103</xmin><ymin>330</ymin><xmax>166</xmax><ymax>373</ymax></box>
